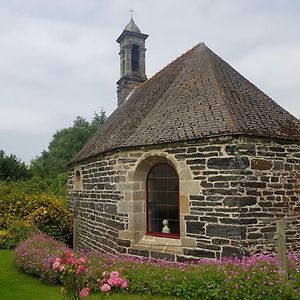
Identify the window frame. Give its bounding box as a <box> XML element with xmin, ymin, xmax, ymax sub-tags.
<box><xmin>145</xmin><ymin>163</ymin><xmax>180</xmax><ymax>239</ymax></box>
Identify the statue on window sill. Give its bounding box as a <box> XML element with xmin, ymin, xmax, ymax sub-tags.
<box><xmin>162</xmin><ymin>219</ymin><xmax>170</xmax><ymax>234</ymax></box>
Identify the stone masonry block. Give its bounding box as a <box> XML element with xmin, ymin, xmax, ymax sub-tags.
<box><xmin>180</xmin><ymin>180</ymin><xmax>201</xmax><ymax>195</ymax></box>
<box><xmin>118</xmin><ymin>201</ymin><xmax>144</xmax><ymax>214</ymax></box>
<box><xmin>181</xmin><ymin>237</ymin><xmax>197</xmax><ymax>247</ymax></box>
<box><xmin>221</xmin><ymin>246</ymin><xmax>242</xmax><ymax>258</ymax></box>
<box><xmin>132</xmin><ymin>191</ymin><xmax>145</xmax><ymax>201</ymax></box>
<box><xmin>206</xmin><ymin>224</ymin><xmax>245</xmax><ymax>238</ymax></box>
<box><xmin>183</xmin><ymin>248</ymin><xmax>215</xmax><ymax>258</ymax></box>
<box><xmin>124</xmin><ymin>191</ymin><xmax>132</xmax><ymax>201</ymax></box>
<box><xmin>180</xmin><ymin>195</ymin><xmax>190</xmax><ymax>214</ymax></box>
<box><xmin>207</xmin><ymin>157</ymin><xmax>249</xmax><ymax>169</ymax></box>
<box><xmin>117</xmin><ymin>182</ymin><xmax>141</xmax><ymax>191</ymax></box>
<box><xmin>178</xmin><ymin>167</ymin><xmax>193</xmax><ymax>180</ymax></box>
<box><xmin>224</xmin><ymin>196</ymin><xmax>257</xmax><ymax>207</ymax></box>
<box><xmin>119</xmin><ymin>230</ymin><xmax>143</xmax><ymax>241</ymax></box>
<box><xmin>186</xmin><ymin>221</ymin><xmax>205</xmax><ymax>234</ymax></box>
<box><xmin>126</xmin><ymin>170</ymin><xmax>135</xmax><ymax>181</ymax></box>
<box><xmin>251</xmin><ymin>159</ymin><xmax>273</xmax><ymax>170</ymax></box>
<box><xmin>128</xmin><ymin>213</ymin><xmax>145</xmax><ymax>231</ymax></box>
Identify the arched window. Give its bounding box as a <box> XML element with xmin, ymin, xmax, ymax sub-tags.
<box><xmin>74</xmin><ymin>169</ymin><xmax>83</xmax><ymax>190</ymax></box>
<box><xmin>146</xmin><ymin>164</ymin><xmax>179</xmax><ymax>238</ymax></box>
<box><xmin>131</xmin><ymin>44</ymin><xmax>139</xmax><ymax>72</ymax></box>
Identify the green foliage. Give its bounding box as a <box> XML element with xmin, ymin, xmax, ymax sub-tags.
<box><xmin>0</xmin><ymin>150</ymin><xmax>31</xmax><ymax>181</ymax></box>
<box><xmin>0</xmin><ymin>220</ymin><xmax>31</xmax><ymax>249</ymax></box>
<box><xmin>49</xmin><ymin>172</ymin><xmax>68</xmax><ymax>199</ymax></box>
<box><xmin>0</xmin><ymin>181</ymin><xmax>73</xmax><ymax>247</ymax></box>
<box><xmin>30</xmin><ymin>110</ymin><xmax>107</xmax><ymax>180</ymax></box>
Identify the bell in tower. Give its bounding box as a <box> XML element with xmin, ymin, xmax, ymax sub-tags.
<box><xmin>116</xmin><ymin>16</ymin><xmax>148</xmax><ymax>106</ymax></box>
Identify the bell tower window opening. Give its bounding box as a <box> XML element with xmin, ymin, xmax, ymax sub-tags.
<box><xmin>131</xmin><ymin>44</ymin><xmax>140</xmax><ymax>72</ymax></box>
<box><xmin>146</xmin><ymin>163</ymin><xmax>180</xmax><ymax>238</ymax></box>
<box><xmin>121</xmin><ymin>59</ymin><xmax>125</xmax><ymax>76</ymax></box>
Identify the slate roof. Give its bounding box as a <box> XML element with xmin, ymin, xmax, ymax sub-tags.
<box><xmin>72</xmin><ymin>43</ymin><xmax>300</xmax><ymax>163</ymax></box>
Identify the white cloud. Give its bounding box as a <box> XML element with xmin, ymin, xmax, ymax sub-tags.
<box><xmin>0</xmin><ymin>106</ymin><xmax>52</xmax><ymax>133</ymax></box>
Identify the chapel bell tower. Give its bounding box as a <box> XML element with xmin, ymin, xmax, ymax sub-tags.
<box><xmin>116</xmin><ymin>17</ymin><xmax>148</xmax><ymax>106</ymax></box>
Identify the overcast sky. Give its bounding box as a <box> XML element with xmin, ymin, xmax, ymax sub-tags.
<box><xmin>0</xmin><ymin>0</ymin><xmax>299</xmax><ymax>163</ymax></box>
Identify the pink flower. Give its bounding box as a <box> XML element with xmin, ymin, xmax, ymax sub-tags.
<box><xmin>108</xmin><ymin>277</ymin><xmax>119</xmax><ymax>287</ymax></box>
<box><xmin>100</xmin><ymin>283</ymin><xmax>111</xmax><ymax>293</ymax></box>
<box><xmin>66</xmin><ymin>256</ymin><xmax>77</xmax><ymax>265</ymax></box>
<box><xmin>52</xmin><ymin>258</ymin><xmax>64</xmax><ymax>271</ymax></box>
<box><xmin>76</xmin><ymin>265</ymin><xmax>86</xmax><ymax>276</ymax></box>
<box><xmin>109</xmin><ymin>271</ymin><xmax>120</xmax><ymax>278</ymax></box>
<box><xmin>64</xmin><ymin>250</ymin><xmax>77</xmax><ymax>265</ymax></box>
<box><xmin>101</xmin><ymin>271</ymin><xmax>107</xmax><ymax>278</ymax></box>
<box><xmin>120</xmin><ymin>279</ymin><xmax>128</xmax><ymax>289</ymax></box>
<box><xmin>78</xmin><ymin>257</ymin><xmax>88</xmax><ymax>264</ymax></box>
<box><xmin>108</xmin><ymin>276</ymin><xmax>127</xmax><ymax>288</ymax></box>
<box><xmin>79</xmin><ymin>287</ymin><xmax>90</xmax><ymax>298</ymax></box>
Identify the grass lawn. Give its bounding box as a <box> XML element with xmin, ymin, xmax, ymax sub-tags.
<box><xmin>0</xmin><ymin>250</ymin><xmax>174</xmax><ymax>300</ymax></box>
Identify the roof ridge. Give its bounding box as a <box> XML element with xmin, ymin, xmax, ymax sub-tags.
<box><xmin>135</xmin><ymin>43</ymin><xmax>202</xmax><ymax>91</ymax></box>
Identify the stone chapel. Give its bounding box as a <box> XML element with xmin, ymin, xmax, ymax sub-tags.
<box><xmin>68</xmin><ymin>18</ymin><xmax>300</xmax><ymax>260</ymax></box>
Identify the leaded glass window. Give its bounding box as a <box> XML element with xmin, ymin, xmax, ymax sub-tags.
<box><xmin>146</xmin><ymin>164</ymin><xmax>179</xmax><ymax>237</ymax></box>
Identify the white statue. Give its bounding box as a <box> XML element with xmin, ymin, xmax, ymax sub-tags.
<box><xmin>162</xmin><ymin>219</ymin><xmax>170</xmax><ymax>233</ymax></box>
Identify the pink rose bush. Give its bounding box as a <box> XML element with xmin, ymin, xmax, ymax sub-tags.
<box><xmin>52</xmin><ymin>250</ymin><xmax>128</xmax><ymax>299</ymax></box>
<box><xmin>52</xmin><ymin>250</ymin><xmax>90</xmax><ymax>300</ymax></box>
<box><xmin>79</xmin><ymin>287</ymin><xmax>90</xmax><ymax>299</ymax></box>
<box><xmin>98</xmin><ymin>270</ymin><xmax>128</xmax><ymax>294</ymax></box>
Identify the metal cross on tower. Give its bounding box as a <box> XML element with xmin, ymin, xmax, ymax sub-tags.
<box><xmin>129</xmin><ymin>8</ymin><xmax>135</xmax><ymax>19</ymax></box>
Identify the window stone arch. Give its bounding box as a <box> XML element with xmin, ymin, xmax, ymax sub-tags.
<box><xmin>117</xmin><ymin>151</ymin><xmax>198</xmax><ymax>253</ymax></box>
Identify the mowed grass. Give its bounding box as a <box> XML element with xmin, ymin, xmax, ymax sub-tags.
<box><xmin>0</xmin><ymin>250</ymin><xmax>174</xmax><ymax>300</ymax></box>
<box><xmin>0</xmin><ymin>249</ymin><xmax>61</xmax><ymax>300</ymax></box>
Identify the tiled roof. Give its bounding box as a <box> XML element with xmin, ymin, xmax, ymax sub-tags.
<box><xmin>71</xmin><ymin>43</ymin><xmax>300</xmax><ymax>163</ymax></box>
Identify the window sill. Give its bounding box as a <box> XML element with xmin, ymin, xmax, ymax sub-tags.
<box><xmin>146</xmin><ymin>232</ymin><xmax>180</xmax><ymax>239</ymax></box>
<box><xmin>130</xmin><ymin>234</ymin><xmax>183</xmax><ymax>255</ymax></box>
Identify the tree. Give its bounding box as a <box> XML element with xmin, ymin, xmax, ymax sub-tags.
<box><xmin>0</xmin><ymin>150</ymin><xmax>31</xmax><ymax>181</ymax></box>
<box><xmin>30</xmin><ymin>110</ymin><xmax>107</xmax><ymax>180</ymax></box>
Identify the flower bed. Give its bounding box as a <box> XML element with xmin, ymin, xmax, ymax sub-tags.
<box><xmin>14</xmin><ymin>234</ymin><xmax>300</xmax><ymax>299</ymax></box>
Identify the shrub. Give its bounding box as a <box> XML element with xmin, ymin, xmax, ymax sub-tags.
<box><xmin>14</xmin><ymin>233</ymin><xmax>68</xmax><ymax>284</ymax></box>
<box><xmin>0</xmin><ymin>229</ymin><xmax>9</xmax><ymax>248</ymax></box>
<box><xmin>52</xmin><ymin>250</ymin><xmax>90</xmax><ymax>300</ymax></box>
<box><xmin>1</xmin><ymin>220</ymin><xmax>31</xmax><ymax>249</ymax></box>
<box><xmin>0</xmin><ymin>180</ymin><xmax>72</xmax><ymax>246</ymax></box>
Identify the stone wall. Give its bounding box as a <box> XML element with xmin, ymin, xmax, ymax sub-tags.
<box><xmin>68</xmin><ymin>136</ymin><xmax>300</xmax><ymax>261</ymax></box>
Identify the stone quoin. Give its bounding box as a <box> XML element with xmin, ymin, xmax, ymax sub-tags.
<box><xmin>68</xmin><ymin>17</ymin><xmax>300</xmax><ymax>261</ymax></box>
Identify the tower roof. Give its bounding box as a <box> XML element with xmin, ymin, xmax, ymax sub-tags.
<box><xmin>71</xmin><ymin>43</ymin><xmax>300</xmax><ymax>163</ymax></box>
<box><xmin>124</xmin><ymin>17</ymin><xmax>141</xmax><ymax>33</ymax></box>
<box><xmin>116</xmin><ymin>18</ymin><xmax>148</xmax><ymax>43</ymax></box>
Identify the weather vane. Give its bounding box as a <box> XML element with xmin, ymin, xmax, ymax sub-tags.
<box><xmin>129</xmin><ymin>8</ymin><xmax>135</xmax><ymax>19</ymax></box>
